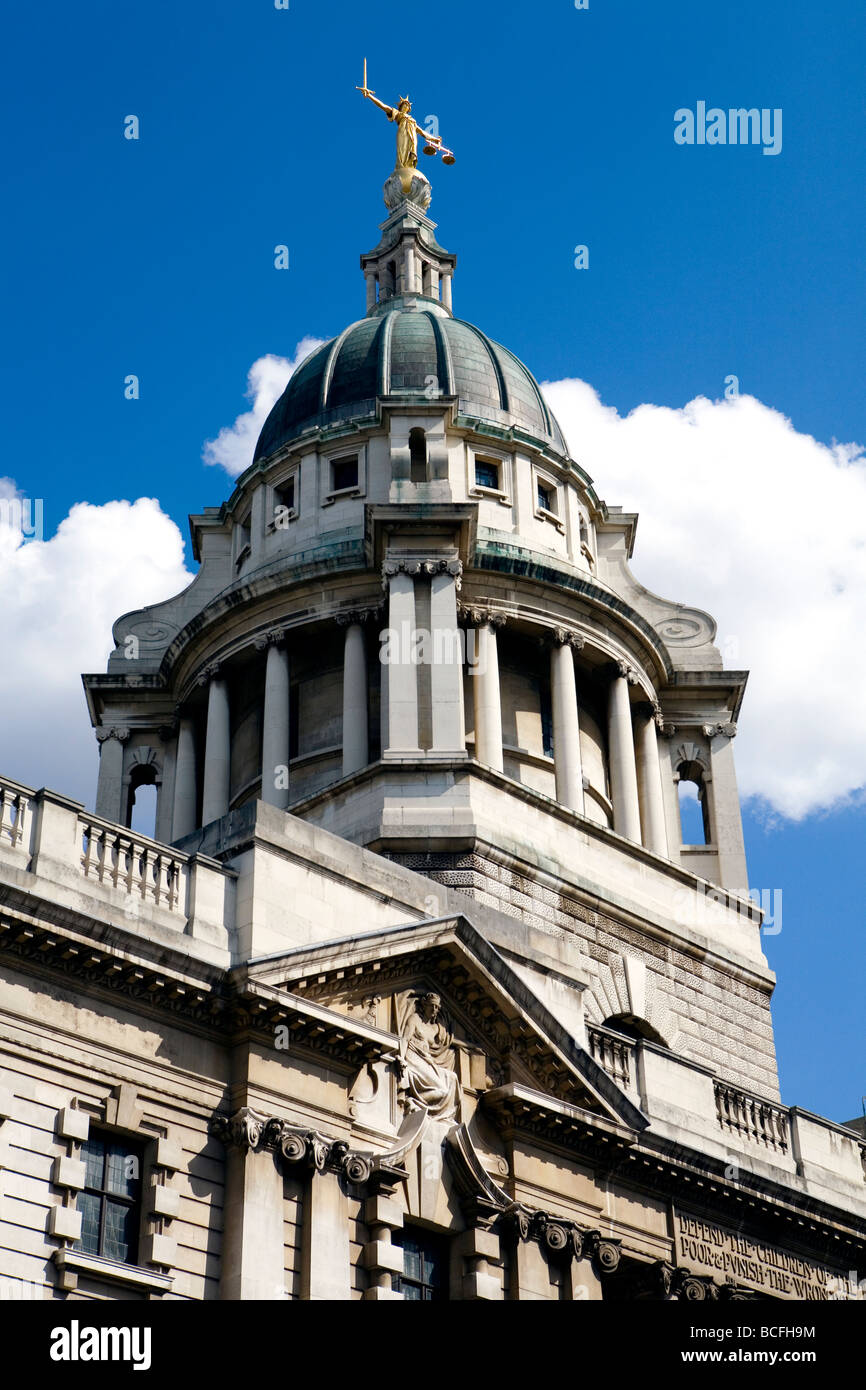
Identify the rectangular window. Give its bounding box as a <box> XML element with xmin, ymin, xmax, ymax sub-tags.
<box><xmin>273</xmin><ymin>473</ymin><xmax>296</xmax><ymax>525</ymax></box>
<box><xmin>537</xmin><ymin>481</ymin><xmax>555</xmax><ymax>514</ymax></box>
<box><xmin>331</xmin><ymin>456</ymin><xmax>359</xmax><ymax>493</ymax></box>
<box><xmin>393</xmin><ymin>1227</ymin><xmax>449</xmax><ymax>1301</ymax></box>
<box><xmin>474</xmin><ymin>459</ymin><xmax>500</xmax><ymax>491</ymax></box>
<box><xmin>74</xmin><ymin>1131</ymin><xmax>143</xmax><ymax>1264</ymax></box>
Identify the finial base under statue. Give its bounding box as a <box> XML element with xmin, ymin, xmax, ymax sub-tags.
<box><xmin>384</xmin><ymin>165</ymin><xmax>431</xmax><ymax>211</ymax></box>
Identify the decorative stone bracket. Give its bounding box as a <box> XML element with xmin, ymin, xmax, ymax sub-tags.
<box><xmin>501</xmin><ymin>1205</ymin><xmax>622</xmax><ymax>1277</ymax></box>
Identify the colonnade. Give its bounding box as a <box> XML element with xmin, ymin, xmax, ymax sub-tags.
<box><xmin>172</xmin><ymin>572</ymin><xmax>668</xmax><ymax>861</ymax></box>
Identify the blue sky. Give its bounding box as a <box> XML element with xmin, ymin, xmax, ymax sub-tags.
<box><xmin>2</xmin><ymin>0</ymin><xmax>864</xmax><ymax>1123</ymax></box>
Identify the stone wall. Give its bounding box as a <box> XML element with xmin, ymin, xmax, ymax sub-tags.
<box><xmin>389</xmin><ymin>847</ymin><xmax>780</xmax><ymax>1100</ymax></box>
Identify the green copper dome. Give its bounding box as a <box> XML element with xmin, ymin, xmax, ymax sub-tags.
<box><xmin>254</xmin><ymin>306</ymin><xmax>568</xmax><ymax>462</ymax></box>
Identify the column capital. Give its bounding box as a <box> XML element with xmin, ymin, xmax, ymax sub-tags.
<box><xmin>335</xmin><ymin>604</ymin><xmax>383</xmax><ymax>627</ymax></box>
<box><xmin>553</xmin><ymin>626</ymin><xmax>585</xmax><ymax>649</ymax></box>
<box><xmin>95</xmin><ymin>726</ymin><xmax>130</xmax><ymax>745</ymax></box>
<box><xmin>157</xmin><ymin>720</ymin><xmax>178</xmax><ymax>742</ymax></box>
<box><xmin>605</xmin><ymin>658</ymin><xmax>640</xmax><ymax>683</ymax></box>
<box><xmin>253</xmin><ymin>627</ymin><xmax>286</xmax><ymax>652</ymax></box>
<box><xmin>635</xmin><ymin>698</ymin><xmax>664</xmax><ymax>728</ymax></box>
<box><xmin>703</xmin><ymin>721</ymin><xmax>737</xmax><ymax>740</ymax></box>
<box><xmin>459</xmin><ymin>603</ymin><xmax>506</xmax><ymax>629</ymax></box>
<box><xmin>196</xmin><ymin>661</ymin><xmax>222</xmax><ymax>686</ymax></box>
<box><xmin>383</xmin><ymin>556</ymin><xmax>463</xmax><ymax>580</ymax></box>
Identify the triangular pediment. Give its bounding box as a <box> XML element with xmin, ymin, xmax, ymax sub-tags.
<box><xmin>240</xmin><ymin>915</ymin><xmax>648</xmax><ymax>1135</ymax></box>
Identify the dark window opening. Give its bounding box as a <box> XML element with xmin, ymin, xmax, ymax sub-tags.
<box><xmin>289</xmin><ymin>687</ymin><xmax>299</xmax><ymax>761</ymax></box>
<box><xmin>539</xmin><ymin>682</ymin><xmax>554</xmax><ymax>759</ymax></box>
<box><xmin>331</xmin><ymin>456</ymin><xmax>359</xmax><ymax>493</ymax></box>
<box><xmin>409</xmin><ymin>428</ymin><xmax>428</xmax><ymax>483</ymax></box>
<box><xmin>75</xmin><ymin>1131</ymin><xmax>143</xmax><ymax>1264</ymax></box>
<box><xmin>393</xmin><ymin>1227</ymin><xmax>449</xmax><ymax>1301</ymax></box>
<box><xmin>274</xmin><ymin>474</ymin><xmax>296</xmax><ymax>524</ymax></box>
<box><xmin>537</xmin><ymin>481</ymin><xmax>555</xmax><ymax>514</ymax></box>
<box><xmin>474</xmin><ymin>458</ymin><xmax>500</xmax><ymax>491</ymax></box>
<box><xmin>602</xmin><ymin>1013</ymin><xmax>668</xmax><ymax>1048</ymax></box>
<box><xmin>126</xmin><ymin>765</ymin><xmax>157</xmax><ymax>835</ymax></box>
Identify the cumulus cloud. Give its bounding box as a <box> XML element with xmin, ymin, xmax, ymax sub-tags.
<box><xmin>202</xmin><ymin>339</ymin><xmax>326</xmax><ymax>477</ymax></box>
<box><xmin>541</xmin><ymin>381</ymin><xmax>866</xmax><ymax>820</ymax></box>
<box><xmin>0</xmin><ymin>479</ymin><xmax>191</xmax><ymax>808</ymax></box>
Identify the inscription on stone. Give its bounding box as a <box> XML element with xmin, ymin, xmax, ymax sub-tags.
<box><xmin>674</xmin><ymin>1211</ymin><xmax>850</xmax><ymax>1300</ymax></box>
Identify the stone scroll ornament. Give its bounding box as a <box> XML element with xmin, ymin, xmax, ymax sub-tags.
<box><xmin>394</xmin><ymin>990</ymin><xmax>461</xmax><ymax>1122</ymax></box>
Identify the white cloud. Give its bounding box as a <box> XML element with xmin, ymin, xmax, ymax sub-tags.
<box><xmin>202</xmin><ymin>340</ymin><xmax>326</xmax><ymax>477</ymax></box>
<box><xmin>541</xmin><ymin>380</ymin><xmax>866</xmax><ymax>820</ymax></box>
<box><xmin>0</xmin><ymin>480</ymin><xmax>191</xmax><ymax>808</ymax></box>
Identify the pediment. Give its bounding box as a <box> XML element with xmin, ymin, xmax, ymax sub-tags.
<box><xmin>241</xmin><ymin>915</ymin><xmax>647</xmax><ymax>1135</ymax></box>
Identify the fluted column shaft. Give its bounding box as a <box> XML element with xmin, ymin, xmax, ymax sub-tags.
<box><xmin>342</xmin><ymin>622</ymin><xmax>369</xmax><ymax>776</ymax></box>
<box><xmin>607</xmin><ymin>669</ymin><xmax>641</xmax><ymax>842</ymax></box>
<box><xmin>261</xmin><ymin>642</ymin><xmax>290</xmax><ymax>809</ymax></box>
<box><xmin>472</xmin><ymin>622</ymin><xmax>503</xmax><ymax>772</ymax></box>
<box><xmin>202</xmin><ymin>674</ymin><xmax>231</xmax><ymax>825</ymax></box>
<box><xmin>382</xmin><ymin>572</ymin><xmax>421</xmax><ymax>756</ymax></box>
<box><xmin>551</xmin><ymin>639</ymin><xmax>584</xmax><ymax>813</ymax></box>
<box><xmin>635</xmin><ymin>704</ymin><xmax>668</xmax><ymax>856</ymax></box>
<box><xmin>172</xmin><ymin>718</ymin><xmax>197</xmax><ymax>839</ymax></box>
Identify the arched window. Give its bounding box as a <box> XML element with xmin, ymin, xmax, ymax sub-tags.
<box><xmin>602</xmin><ymin>1013</ymin><xmax>668</xmax><ymax>1048</ymax></box>
<box><xmin>676</xmin><ymin>759</ymin><xmax>711</xmax><ymax>845</ymax></box>
<box><xmin>409</xmin><ymin>427</ymin><xmax>428</xmax><ymax>483</ymax></box>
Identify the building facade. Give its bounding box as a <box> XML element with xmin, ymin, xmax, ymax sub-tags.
<box><xmin>1</xmin><ymin>158</ymin><xmax>864</xmax><ymax>1303</ymax></box>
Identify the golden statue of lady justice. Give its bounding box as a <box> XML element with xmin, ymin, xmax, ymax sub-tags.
<box><xmin>356</xmin><ymin>59</ymin><xmax>455</xmax><ymax>176</ymax></box>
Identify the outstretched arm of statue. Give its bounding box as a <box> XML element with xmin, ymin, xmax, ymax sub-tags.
<box><xmin>358</xmin><ymin>89</ymin><xmax>394</xmax><ymax>119</ymax></box>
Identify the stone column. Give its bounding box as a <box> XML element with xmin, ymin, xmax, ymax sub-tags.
<box><xmin>94</xmin><ymin>727</ymin><xmax>129</xmax><ymax>822</ymax></box>
<box><xmin>550</xmin><ymin>631</ymin><xmax>584</xmax><ymax>813</ymax></box>
<box><xmin>364</xmin><ymin>269</ymin><xmax>377</xmax><ymax>312</ymax></box>
<box><xmin>172</xmin><ymin>717</ymin><xmax>197</xmax><ymax>840</ymax></box>
<box><xmin>440</xmin><ymin>269</ymin><xmax>453</xmax><ymax>311</ymax></box>
<box><xmin>635</xmin><ymin>702</ymin><xmax>668</xmax><ymax>857</ymax></box>
<box><xmin>703</xmin><ymin>722</ymin><xmax>748</xmax><ymax>891</ymax></box>
<box><xmin>201</xmin><ymin>668</ymin><xmax>231</xmax><ymax>825</ymax></box>
<box><xmin>607</xmin><ymin>663</ymin><xmax>641</xmax><ymax>843</ymax></box>
<box><xmin>404</xmin><ymin>242</ymin><xmax>417</xmax><ymax>295</ymax></box>
<box><xmin>341</xmin><ymin>619</ymin><xmax>369</xmax><ymax>777</ymax></box>
<box><xmin>471</xmin><ymin>617</ymin><xmax>504</xmax><ymax>773</ymax></box>
<box><xmin>301</xmin><ymin>1171</ymin><xmax>352</xmax><ymax>1301</ymax></box>
<box><xmin>429</xmin><ymin>564</ymin><xmax>467</xmax><ymax>756</ymax></box>
<box><xmin>259</xmin><ymin>634</ymin><xmax>290</xmax><ymax>810</ymax></box>
<box><xmin>215</xmin><ymin>1110</ymin><xmax>286</xmax><ymax>1301</ymax></box>
<box><xmin>381</xmin><ymin>567</ymin><xmax>421</xmax><ymax>757</ymax></box>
